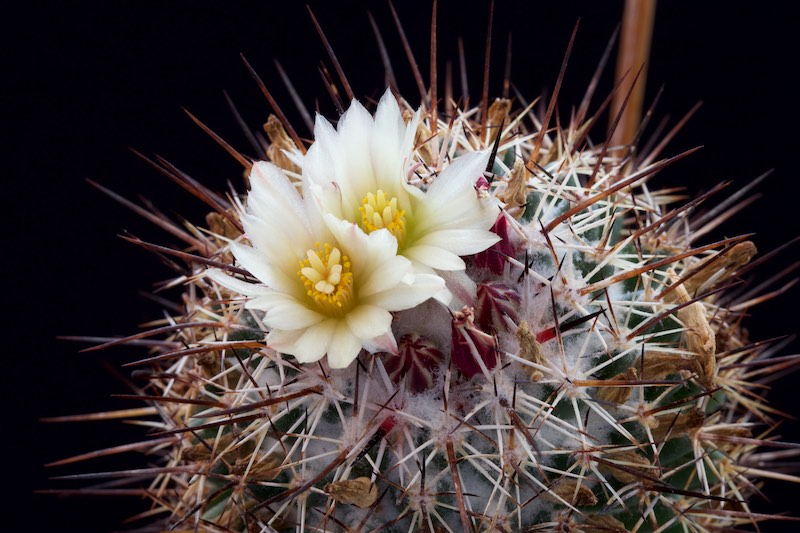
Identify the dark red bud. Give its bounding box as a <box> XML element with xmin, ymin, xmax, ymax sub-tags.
<box><xmin>475</xmin><ymin>281</ymin><xmax>520</xmax><ymax>333</ymax></box>
<box><xmin>474</xmin><ymin>214</ymin><xmax>515</xmax><ymax>275</ymax></box>
<box><xmin>451</xmin><ymin>307</ymin><xmax>498</xmax><ymax>379</ymax></box>
<box><xmin>475</xmin><ymin>175</ymin><xmax>491</xmax><ymax>192</ymax></box>
<box><xmin>384</xmin><ymin>334</ymin><xmax>445</xmax><ymax>393</ymax></box>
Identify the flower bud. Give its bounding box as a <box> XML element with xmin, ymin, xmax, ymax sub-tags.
<box><xmin>474</xmin><ymin>214</ymin><xmax>514</xmax><ymax>275</ymax></box>
<box><xmin>475</xmin><ymin>280</ymin><xmax>520</xmax><ymax>333</ymax></box>
<box><xmin>451</xmin><ymin>307</ymin><xmax>498</xmax><ymax>378</ymax></box>
<box><xmin>384</xmin><ymin>334</ymin><xmax>445</xmax><ymax>393</ymax></box>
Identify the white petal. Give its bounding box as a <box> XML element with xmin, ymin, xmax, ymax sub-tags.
<box><xmin>428</xmin><ymin>191</ymin><xmax>499</xmax><ymax>229</ymax></box>
<box><xmin>345</xmin><ymin>305</ymin><xmax>393</xmax><ymax>340</ymax></box>
<box><xmin>403</xmin><ymin>244</ymin><xmax>466</xmax><ymax>271</ymax></box>
<box><xmin>365</xmin><ymin>273</ymin><xmax>445</xmax><ymax>310</ymax></box>
<box><xmin>373</xmin><ymin>90</ymin><xmax>404</xmax><ymax>139</ymax></box>
<box><xmin>282</xmin><ymin>147</ymin><xmax>304</xmax><ymax>170</ymax></box>
<box><xmin>230</xmin><ymin>241</ymin><xmax>298</xmax><ymax>295</ymax></box>
<box><xmin>284</xmin><ymin>319</ymin><xmax>338</xmax><ymax>363</ymax></box>
<box><xmin>335</xmin><ymin>100</ymin><xmax>380</xmax><ymax>203</ymax></box>
<box><xmin>363</xmin><ymin>331</ymin><xmax>398</xmax><ymax>355</ymax></box>
<box><xmin>412</xmin><ymin>188</ymin><xmax>498</xmax><ymax>238</ymax></box>
<box><xmin>410</xmin><ymin>151</ymin><xmax>499</xmax><ymax>238</ymax></box>
<box><xmin>307</xmin><ymin>181</ymin><xmax>345</xmax><ymax>222</ymax></box>
<box><xmin>241</xmin><ymin>212</ymin><xmax>311</xmax><ymax>265</ymax></box>
<box><xmin>245</xmin><ymin>293</ymin><xmax>292</xmax><ymax>311</ymax></box>
<box><xmin>310</xmin><ymin>114</ymin><xmax>339</xmax><ymax>165</ymax></box>
<box><xmin>360</xmin><ymin>227</ymin><xmax>402</xmax><ymax>273</ymax></box>
<box><xmin>247</xmin><ymin>162</ymin><xmax>312</xmax><ymax>237</ymax></box>
<box><xmin>306</xmin><ymin>117</ymin><xmax>354</xmax><ymax>215</ymax></box>
<box><xmin>204</xmin><ymin>269</ymin><xmax>271</xmax><ymax>297</ymax></box>
<box><xmin>358</xmin><ymin>254</ymin><xmax>413</xmax><ymax>298</ymax></box>
<box><xmin>324</xmin><ymin>215</ymin><xmax>399</xmax><ymax>281</ymax></box>
<box><xmin>326</xmin><ymin>322</ymin><xmax>363</xmax><ymax>369</ymax></box>
<box><xmin>262</xmin><ymin>300</ymin><xmax>325</xmax><ymax>330</ymax></box>
<box><xmin>415</xmin><ymin>228</ymin><xmax>501</xmax><ymax>256</ymax></box>
<box><xmin>431</xmin><ymin>285</ymin><xmax>453</xmax><ymax>305</ymax></box>
<box><xmin>240</xmin><ymin>163</ymin><xmax>333</xmax><ymax>289</ymax></box>
<box><xmin>266</xmin><ymin>328</ymin><xmax>304</xmax><ymax>354</ymax></box>
<box><xmin>401</xmin><ymin>105</ymin><xmax>421</xmax><ymax>170</ymax></box>
<box><xmin>438</xmin><ymin>269</ymin><xmax>477</xmax><ymax>310</ymax></box>
<box><xmin>370</xmin><ymin>90</ymin><xmax>406</xmax><ymax>196</ymax></box>
<box><xmin>425</xmin><ymin>150</ymin><xmax>490</xmax><ymax>207</ymax></box>
<box><xmin>324</xmin><ymin>216</ymin><xmax>370</xmax><ymax>262</ymax></box>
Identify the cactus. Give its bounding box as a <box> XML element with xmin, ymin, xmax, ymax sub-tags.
<box><xmin>47</xmin><ymin>5</ymin><xmax>799</xmax><ymax>533</ymax></box>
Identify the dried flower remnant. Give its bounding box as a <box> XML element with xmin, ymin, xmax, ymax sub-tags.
<box><xmin>324</xmin><ymin>477</ymin><xmax>378</xmax><ymax>508</ymax></box>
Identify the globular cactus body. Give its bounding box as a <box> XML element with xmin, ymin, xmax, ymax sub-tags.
<box><xmin>52</xmin><ymin>8</ymin><xmax>797</xmax><ymax>533</ymax></box>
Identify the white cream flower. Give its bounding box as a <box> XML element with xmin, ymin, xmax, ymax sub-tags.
<box><xmin>302</xmin><ymin>90</ymin><xmax>501</xmax><ymax>285</ymax></box>
<box><xmin>207</xmin><ymin>161</ymin><xmax>445</xmax><ymax>369</ymax></box>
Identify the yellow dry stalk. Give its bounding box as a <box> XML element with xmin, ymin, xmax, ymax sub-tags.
<box><xmin>486</xmin><ymin>98</ymin><xmax>511</xmax><ymax>144</ymax></box>
<box><xmin>671</xmin><ymin>275</ymin><xmax>717</xmax><ymax>389</ymax></box>
<box><xmin>194</xmin><ymin>350</ymin><xmax>222</xmax><ymax>379</ymax></box>
<box><xmin>324</xmin><ymin>477</ymin><xmax>378</xmax><ymax>508</ymax></box>
<box><xmin>650</xmin><ymin>408</ymin><xmax>705</xmax><ymax>442</ymax></box>
<box><xmin>683</xmin><ymin>241</ymin><xmax>757</xmax><ymax>294</ymax></box>
<box><xmin>597</xmin><ymin>367</ymin><xmax>638</xmax><ymax>404</ymax></box>
<box><xmin>580</xmin><ymin>514</ymin><xmax>630</xmax><ymax>533</ymax></box>
<box><xmin>206</xmin><ymin>211</ymin><xmax>242</xmax><ymax>241</ymax></box>
<box><xmin>264</xmin><ymin>114</ymin><xmax>300</xmax><ymax>175</ymax></box>
<box><xmin>498</xmin><ymin>157</ymin><xmax>529</xmax><ymax>218</ymax></box>
<box><xmin>217</xmin><ymin>496</ymin><xmax>269</xmax><ymax>532</ymax></box>
<box><xmin>700</xmin><ymin>425</ymin><xmax>753</xmax><ymax>453</ymax></box>
<box><xmin>181</xmin><ymin>434</ymin><xmax>236</xmax><ymax>462</ymax></box>
<box><xmin>634</xmin><ymin>350</ymin><xmax>694</xmax><ymax>380</ymax></box>
<box><xmin>231</xmin><ymin>452</ymin><xmax>284</xmax><ymax>481</ymax></box>
<box><xmin>516</xmin><ymin>320</ymin><xmax>545</xmax><ymax>381</ymax></box>
<box><xmin>544</xmin><ymin>478</ymin><xmax>598</xmax><ymax>507</ymax></box>
<box><xmin>600</xmin><ymin>448</ymin><xmax>660</xmax><ymax>485</ymax></box>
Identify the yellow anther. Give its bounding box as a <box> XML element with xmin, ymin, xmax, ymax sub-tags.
<box><xmin>359</xmin><ymin>189</ymin><xmax>407</xmax><ymax>245</ymax></box>
<box><xmin>297</xmin><ymin>243</ymin><xmax>354</xmax><ymax>315</ymax></box>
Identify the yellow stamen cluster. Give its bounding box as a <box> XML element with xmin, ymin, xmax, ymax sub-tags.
<box><xmin>298</xmin><ymin>243</ymin><xmax>353</xmax><ymax>315</ymax></box>
<box><xmin>359</xmin><ymin>189</ymin><xmax>406</xmax><ymax>244</ymax></box>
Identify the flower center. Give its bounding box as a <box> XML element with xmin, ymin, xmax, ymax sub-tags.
<box><xmin>298</xmin><ymin>243</ymin><xmax>354</xmax><ymax>315</ymax></box>
<box><xmin>359</xmin><ymin>190</ymin><xmax>406</xmax><ymax>244</ymax></box>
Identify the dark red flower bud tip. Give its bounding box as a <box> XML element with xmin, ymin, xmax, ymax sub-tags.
<box><xmin>451</xmin><ymin>306</ymin><xmax>499</xmax><ymax>379</ymax></box>
<box><xmin>475</xmin><ymin>281</ymin><xmax>521</xmax><ymax>333</ymax></box>
<box><xmin>475</xmin><ymin>175</ymin><xmax>491</xmax><ymax>193</ymax></box>
<box><xmin>474</xmin><ymin>214</ymin><xmax>515</xmax><ymax>275</ymax></box>
<box><xmin>383</xmin><ymin>333</ymin><xmax>445</xmax><ymax>393</ymax></box>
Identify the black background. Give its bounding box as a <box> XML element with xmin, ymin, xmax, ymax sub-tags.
<box><xmin>6</xmin><ymin>1</ymin><xmax>799</xmax><ymax>531</ymax></box>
